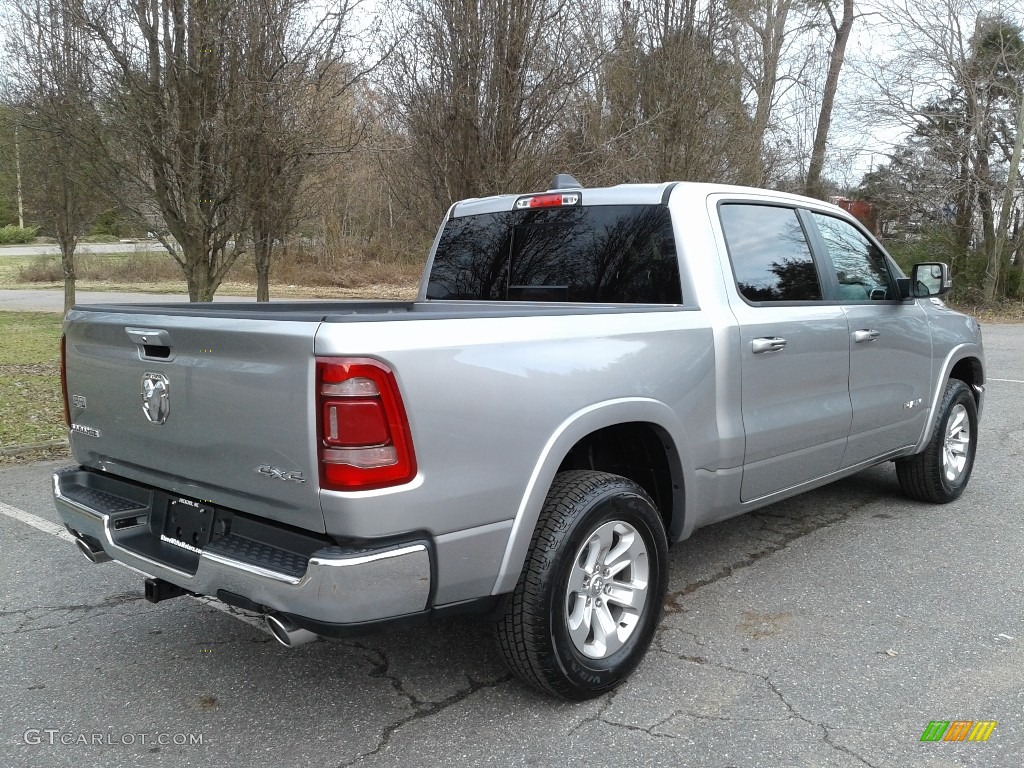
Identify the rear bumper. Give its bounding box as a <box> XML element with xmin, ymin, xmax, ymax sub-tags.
<box><xmin>53</xmin><ymin>467</ymin><xmax>432</xmax><ymax>625</ymax></box>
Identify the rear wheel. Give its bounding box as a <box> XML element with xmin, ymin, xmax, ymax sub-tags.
<box><xmin>494</xmin><ymin>470</ymin><xmax>668</xmax><ymax>700</ymax></box>
<box><xmin>896</xmin><ymin>379</ymin><xmax>978</xmax><ymax>503</ymax></box>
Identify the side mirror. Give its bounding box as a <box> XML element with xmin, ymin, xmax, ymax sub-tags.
<box><xmin>911</xmin><ymin>262</ymin><xmax>952</xmax><ymax>298</ymax></box>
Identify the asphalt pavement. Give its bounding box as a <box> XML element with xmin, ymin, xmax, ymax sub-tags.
<box><xmin>0</xmin><ymin>242</ymin><xmax>167</xmax><ymax>257</ymax></box>
<box><xmin>1</xmin><ymin>325</ymin><xmax>1022</xmax><ymax>768</ymax></box>
<box><xmin>0</xmin><ymin>289</ymin><xmax>259</xmax><ymax>312</ymax></box>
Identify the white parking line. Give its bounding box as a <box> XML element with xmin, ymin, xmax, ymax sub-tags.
<box><xmin>0</xmin><ymin>500</ymin><xmax>77</xmax><ymax>542</ymax></box>
<box><xmin>990</xmin><ymin>378</ymin><xmax>1024</xmax><ymax>384</ymax></box>
<box><xmin>0</xmin><ymin>500</ymin><xmax>268</xmax><ymax>632</ymax></box>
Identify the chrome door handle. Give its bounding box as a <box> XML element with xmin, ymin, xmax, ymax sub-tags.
<box><xmin>853</xmin><ymin>329</ymin><xmax>880</xmax><ymax>343</ymax></box>
<box><xmin>752</xmin><ymin>337</ymin><xmax>787</xmax><ymax>354</ymax></box>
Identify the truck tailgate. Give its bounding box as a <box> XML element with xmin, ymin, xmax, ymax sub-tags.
<box><xmin>63</xmin><ymin>308</ymin><xmax>325</xmax><ymax>533</ymax></box>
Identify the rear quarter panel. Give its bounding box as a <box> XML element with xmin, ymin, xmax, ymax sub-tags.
<box><xmin>314</xmin><ymin>309</ymin><xmax>724</xmax><ymax>598</ymax></box>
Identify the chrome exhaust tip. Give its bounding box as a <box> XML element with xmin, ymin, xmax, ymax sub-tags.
<box><xmin>74</xmin><ymin>535</ymin><xmax>112</xmax><ymax>564</ymax></box>
<box><xmin>265</xmin><ymin>614</ymin><xmax>318</xmax><ymax>648</ymax></box>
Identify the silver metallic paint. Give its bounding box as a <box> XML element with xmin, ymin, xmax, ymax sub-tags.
<box><xmin>55</xmin><ymin>181</ymin><xmax>985</xmax><ymax>627</ymax></box>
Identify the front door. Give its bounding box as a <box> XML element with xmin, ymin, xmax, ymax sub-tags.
<box><xmin>718</xmin><ymin>202</ymin><xmax>852</xmax><ymax>502</ymax></box>
<box><xmin>804</xmin><ymin>212</ymin><xmax>934</xmax><ymax>466</ymax></box>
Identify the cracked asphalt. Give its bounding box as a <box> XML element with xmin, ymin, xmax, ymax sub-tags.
<box><xmin>2</xmin><ymin>324</ymin><xmax>1023</xmax><ymax>768</ymax></box>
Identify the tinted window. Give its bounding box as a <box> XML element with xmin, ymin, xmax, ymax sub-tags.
<box><xmin>720</xmin><ymin>204</ymin><xmax>821</xmax><ymax>302</ymax></box>
<box><xmin>426</xmin><ymin>205</ymin><xmax>681</xmax><ymax>303</ymax></box>
<box><xmin>811</xmin><ymin>213</ymin><xmax>896</xmax><ymax>301</ymax></box>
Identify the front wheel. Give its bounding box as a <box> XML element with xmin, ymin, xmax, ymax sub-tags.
<box><xmin>494</xmin><ymin>470</ymin><xmax>669</xmax><ymax>700</ymax></box>
<box><xmin>895</xmin><ymin>379</ymin><xmax>978</xmax><ymax>503</ymax></box>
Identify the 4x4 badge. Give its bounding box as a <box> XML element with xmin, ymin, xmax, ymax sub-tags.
<box><xmin>141</xmin><ymin>373</ymin><xmax>170</xmax><ymax>424</ymax></box>
<box><xmin>255</xmin><ymin>465</ymin><xmax>306</xmax><ymax>483</ymax></box>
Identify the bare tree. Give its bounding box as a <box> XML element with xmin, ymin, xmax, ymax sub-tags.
<box><xmin>869</xmin><ymin>0</ymin><xmax>1024</xmax><ymax>300</ymax></box>
<box><xmin>571</xmin><ymin>2</ymin><xmax>756</xmax><ymax>184</ymax></box>
<box><xmin>312</xmin><ymin>89</ymin><xmax>427</xmax><ymax>265</ymax></box>
<box><xmin>804</xmin><ymin>0</ymin><xmax>855</xmax><ymax>199</ymax></box>
<box><xmin>6</xmin><ymin>0</ymin><xmax>107</xmax><ymax>312</ymax></box>
<box><xmin>75</xmin><ymin>0</ymin><xmax>273</xmax><ymax>301</ymax></box>
<box><xmin>379</xmin><ymin>0</ymin><xmax>593</xmax><ymax>226</ymax></box>
<box><xmin>969</xmin><ymin>17</ymin><xmax>1024</xmax><ymax>299</ymax></box>
<box><xmin>727</xmin><ymin>0</ymin><xmax>820</xmax><ymax>185</ymax></box>
<box><xmin>0</xmin><ymin>109</ymin><xmax>26</xmax><ymax>227</ymax></box>
<box><xmin>238</xmin><ymin>0</ymin><xmax>361</xmax><ymax>301</ymax></box>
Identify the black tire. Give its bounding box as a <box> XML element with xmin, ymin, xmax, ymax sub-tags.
<box><xmin>494</xmin><ymin>470</ymin><xmax>669</xmax><ymax>700</ymax></box>
<box><xmin>895</xmin><ymin>379</ymin><xmax>978</xmax><ymax>503</ymax></box>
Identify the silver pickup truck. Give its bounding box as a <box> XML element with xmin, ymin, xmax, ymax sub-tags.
<box><xmin>54</xmin><ymin>178</ymin><xmax>984</xmax><ymax>699</ymax></box>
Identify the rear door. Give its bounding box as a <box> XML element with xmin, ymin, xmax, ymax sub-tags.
<box><xmin>717</xmin><ymin>202</ymin><xmax>852</xmax><ymax>502</ymax></box>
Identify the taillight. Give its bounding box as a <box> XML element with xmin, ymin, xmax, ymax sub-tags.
<box><xmin>60</xmin><ymin>334</ymin><xmax>71</xmax><ymax>427</ymax></box>
<box><xmin>316</xmin><ymin>358</ymin><xmax>417</xmax><ymax>491</ymax></box>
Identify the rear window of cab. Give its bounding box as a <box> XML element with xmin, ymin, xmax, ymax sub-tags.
<box><xmin>426</xmin><ymin>205</ymin><xmax>682</xmax><ymax>304</ymax></box>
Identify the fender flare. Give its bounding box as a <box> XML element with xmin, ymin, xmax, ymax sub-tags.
<box><xmin>490</xmin><ymin>397</ymin><xmax>693</xmax><ymax>596</ymax></box>
<box><xmin>911</xmin><ymin>343</ymin><xmax>985</xmax><ymax>454</ymax></box>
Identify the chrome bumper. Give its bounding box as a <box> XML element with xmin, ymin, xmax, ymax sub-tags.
<box><xmin>53</xmin><ymin>468</ymin><xmax>431</xmax><ymax>624</ymax></box>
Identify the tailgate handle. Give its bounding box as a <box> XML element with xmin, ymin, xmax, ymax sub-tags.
<box><xmin>126</xmin><ymin>328</ymin><xmax>175</xmax><ymax>360</ymax></box>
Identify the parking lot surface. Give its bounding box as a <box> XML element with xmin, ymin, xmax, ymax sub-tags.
<box><xmin>2</xmin><ymin>325</ymin><xmax>1022</xmax><ymax>768</ymax></box>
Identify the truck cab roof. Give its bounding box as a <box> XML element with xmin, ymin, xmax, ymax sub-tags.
<box><xmin>450</xmin><ymin>180</ymin><xmax>847</xmax><ymax>218</ymax></box>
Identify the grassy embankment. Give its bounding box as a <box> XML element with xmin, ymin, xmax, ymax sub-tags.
<box><xmin>0</xmin><ymin>311</ymin><xmax>67</xmax><ymax>462</ymax></box>
<box><xmin>0</xmin><ymin>247</ymin><xmax>422</xmax><ymax>299</ymax></box>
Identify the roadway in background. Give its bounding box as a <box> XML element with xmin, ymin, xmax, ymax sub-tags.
<box><xmin>0</xmin><ymin>242</ymin><xmax>168</xmax><ymax>258</ymax></box>
<box><xmin>0</xmin><ymin>289</ymin><xmax>259</xmax><ymax>312</ymax></box>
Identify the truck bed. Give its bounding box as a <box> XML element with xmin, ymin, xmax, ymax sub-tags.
<box><xmin>73</xmin><ymin>299</ymin><xmax>681</xmax><ymax>322</ymax></box>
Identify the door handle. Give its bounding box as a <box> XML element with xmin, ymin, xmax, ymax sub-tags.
<box><xmin>853</xmin><ymin>329</ymin><xmax>880</xmax><ymax>343</ymax></box>
<box><xmin>752</xmin><ymin>337</ymin><xmax>787</xmax><ymax>354</ymax></box>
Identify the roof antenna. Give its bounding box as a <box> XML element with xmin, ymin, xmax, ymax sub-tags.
<box><xmin>551</xmin><ymin>173</ymin><xmax>583</xmax><ymax>190</ymax></box>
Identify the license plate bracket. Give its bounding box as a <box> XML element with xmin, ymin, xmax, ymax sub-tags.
<box><xmin>163</xmin><ymin>498</ymin><xmax>218</xmax><ymax>550</ymax></box>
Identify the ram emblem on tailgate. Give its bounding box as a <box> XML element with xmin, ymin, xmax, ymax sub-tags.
<box><xmin>141</xmin><ymin>373</ymin><xmax>170</xmax><ymax>425</ymax></box>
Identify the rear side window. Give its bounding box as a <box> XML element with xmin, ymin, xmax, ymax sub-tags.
<box><xmin>425</xmin><ymin>205</ymin><xmax>681</xmax><ymax>303</ymax></box>
<box><xmin>720</xmin><ymin>204</ymin><xmax>822</xmax><ymax>302</ymax></box>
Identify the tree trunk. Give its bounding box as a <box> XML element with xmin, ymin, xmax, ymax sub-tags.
<box><xmin>953</xmin><ymin>150</ymin><xmax>974</xmax><ymax>262</ymax></box>
<box><xmin>977</xmin><ymin>131</ymin><xmax>999</xmax><ymax>302</ymax></box>
<box><xmin>989</xmin><ymin>92</ymin><xmax>1024</xmax><ymax>300</ymax></box>
<box><xmin>743</xmin><ymin>0</ymin><xmax>793</xmax><ymax>186</ymax></box>
<box><xmin>804</xmin><ymin>0</ymin><xmax>855</xmax><ymax>200</ymax></box>
<box><xmin>979</xmin><ymin>183</ymin><xmax>997</xmax><ymax>300</ymax></box>
<box><xmin>186</xmin><ymin>277</ymin><xmax>216</xmax><ymax>302</ymax></box>
<box><xmin>183</xmin><ymin>245</ymin><xmax>218</xmax><ymax>302</ymax></box>
<box><xmin>60</xmin><ymin>239</ymin><xmax>76</xmax><ymax>313</ymax></box>
<box><xmin>253</xmin><ymin>234</ymin><xmax>272</xmax><ymax>302</ymax></box>
<box><xmin>56</xmin><ymin>194</ymin><xmax>77</xmax><ymax>313</ymax></box>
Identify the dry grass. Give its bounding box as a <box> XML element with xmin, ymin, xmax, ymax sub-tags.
<box><xmin>3</xmin><ymin>245</ymin><xmax>422</xmax><ymax>299</ymax></box>
<box><xmin>956</xmin><ymin>299</ymin><xmax>1024</xmax><ymax>324</ymax></box>
<box><xmin>17</xmin><ymin>252</ymin><xmax>183</xmax><ymax>284</ymax></box>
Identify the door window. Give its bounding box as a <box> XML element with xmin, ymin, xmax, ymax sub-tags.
<box><xmin>810</xmin><ymin>213</ymin><xmax>896</xmax><ymax>301</ymax></box>
<box><xmin>719</xmin><ymin>204</ymin><xmax>822</xmax><ymax>302</ymax></box>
